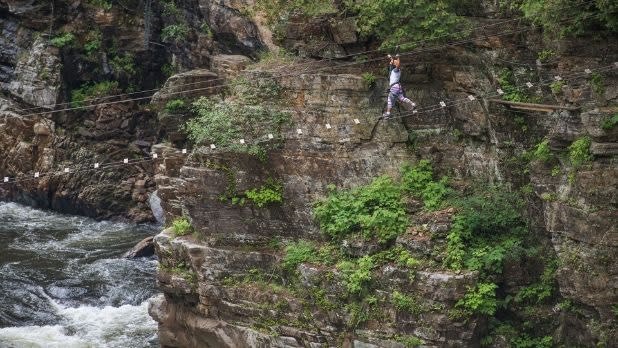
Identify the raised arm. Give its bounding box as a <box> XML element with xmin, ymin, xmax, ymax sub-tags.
<box><xmin>387</xmin><ymin>54</ymin><xmax>401</xmax><ymax>71</ymax></box>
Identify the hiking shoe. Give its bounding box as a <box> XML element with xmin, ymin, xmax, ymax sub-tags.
<box><xmin>382</xmin><ymin>112</ymin><xmax>391</xmax><ymax>119</ymax></box>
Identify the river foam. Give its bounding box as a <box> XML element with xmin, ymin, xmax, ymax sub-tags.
<box><xmin>0</xmin><ymin>202</ymin><xmax>159</xmax><ymax>347</ymax></box>
<box><xmin>0</xmin><ymin>301</ymin><xmax>157</xmax><ymax>348</ymax></box>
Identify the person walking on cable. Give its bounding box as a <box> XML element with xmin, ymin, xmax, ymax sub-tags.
<box><xmin>383</xmin><ymin>54</ymin><xmax>416</xmax><ymax>119</ymax></box>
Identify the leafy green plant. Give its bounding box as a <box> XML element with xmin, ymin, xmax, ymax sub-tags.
<box><xmin>282</xmin><ymin>240</ymin><xmax>318</xmax><ymax>272</ymax></box>
<box><xmin>537</xmin><ymin>49</ymin><xmax>556</xmax><ymax>62</ymax></box>
<box><xmin>110</xmin><ymin>53</ymin><xmax>136</xmax><ymax>77</ymax></box>
<box><xmin>601</xmin><ymin>113</ymin><xmax>618</xmax><ymax>130</ymax></box>
<box><xmin>372</xmin><ymin>246</ymin><xmax>419</xmax><ymax>269</ymax></box>
<box><xmin>464</xmin><ymin>238</ymin><xmax>520</xmax><ymax>275</ymax></box>
<box><xmin>161</xmin><ymin>24</ymin><xmax>189</xmax><ymax>43</ymax></box>
<box><xmin>540</xmin><ymin>192</ymin><xmax>557</xmax><ymax>201</ymax></box>
<box><xmin>245</xmin><ymin>179</ymin><xmax>283</xmax><ymax>208</ymax></box>
<box><xmin>70</xmin><ymin>81</ymin><xmax>119</xmax><ymax>107</ymax></box>
<box><xmin>444</xmin><ymin>185</ymin><xmax>525</xmax><ymax>271</ymax></box>
<box><xmin>401</xmin><ymin>160</ymin><xmax>450</xmax><ymax>210</ymax></box>
<box><xmin>550</xmin><ymin>81</ymin><xmax>564</xmax><ymax>94</ymax></box>
<box><xmin>84</xmin><ymin>30</ymin><xmax>102</xmax><ymax>56</ymax></box>
<box><xmin>394</xmin><ymin>335</ymin><xmax>424</xmax><ymax>347</ymax></box>
<box><xmin>361</xmin><ymin>72</ymin><xmax>376</xmax><ymax>88</ymax></box>
<box><xmin>456</xmin><ymin>282</ymin><xmax>498</xmax><ymax>316</ymax></box>
<box><xmin>344</xmin><ymin>0</ymin><xmax>470</xmax><ymax>49</ymax></box>
<box><xmin>337</xmin><ymin>255</ymin><xmax>374</xmax><ymax>296</ymax></box>
<box><xmin>391</xmin><ymin>291</ymin><xmax>422</xmax><ymax>314</ymax></box>
<box><xmin>161</xmin><ymin>0</ymin><xmax>181</xmax><ymax>18</ymax></box>
<box><xmin>589</xmin><ymin>72</ymin><xmax>605</xmax><ymax>95</ymax></box>
<box><xmin>171</xmin><ymin>217</ymin><xmax>193</xmax><ymax>236</ymax></box>
<box><xmin>531</xmin><ymin>139</ymin><xmax>552</xmax><ymax>162</ymax></box>
<box><xmin>501</xmin><ymin>0</ymin><xmax>618</xmax><ymax>37</ymax></box>
<box><xmin>515</xmin><ymin>261</ymin><xmax>556</xmax><ymax>304</ymax></box>
<box><xmin>200</xmin><ymin>23</ymin><xmax>214</xmax><ymax>38</ymax></box>
<box><xmin>497</xmin><ymin>69</ymin><xmax>529</xmax><ymax>102</ymax></box>
<box><xmin>50</xmin><ymin>32</ymin><xmax>75</xmax><ymax>48</ymax></box>
<box><xmin>568</xmin><ymin>136</ymin><xmax>592</xmax><ymax>167</ymax></box>
<box><xmin>165</xmin><ymin>99</ymin><xmax>187</xmax><ymax>113</ymax></box>
<box><xmin>161</xmin><ymin>63</ymin><xmax>176</xmax><ymax>77</ymax></box>
<box><xmin>314</xmin><ymin>176</ymin><xmax>408</xmax><ymax>243</ymax></box>
<box><xmin>512</xmin><ymin>335</ymin><xmax>552</xmax><ymax>348</ymax></box>
<box><xmin>184</xmin><ymin>95</ymin><xmax>290</xmax><ymax>157</ymax></box>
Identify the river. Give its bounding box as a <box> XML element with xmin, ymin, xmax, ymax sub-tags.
<box><xmin>0</xmin><ymin>202</ymin><xmax>159</xmax><ymax>347</ymax></box>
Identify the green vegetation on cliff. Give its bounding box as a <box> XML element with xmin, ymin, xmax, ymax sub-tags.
<box><xmin>245</xmin><ymin>179</ymin><xmax>284</xmax><ymax>208</ymax></box>
<box><xmin>257</xmin><ymin>0</ymin><xmax>616</xmax><ymax>54</ymax></box>
<box><xmin>256</xmin><ymin>0</ymin><xmax>470</xmax><ymax>48</ymax></box>
<box><xmin>344</xmin><ymin>0</ymin><xmax>471</xmax><ymax>48</ymax></box>
<box><xmin>71</xmin><ymin>81</ymin><xmax>119</xmax><ymax>107</ymax></box>
<box><xmin>50</xmin><ymin>32</ymin><xmax>76</xmax><ymax>48</ymax></box>
<box><xmin>314</xmin><ymin>176</ymin><xmax>408</xmax><ymax>243</ymax></box>
<box><xmin>501</xmin><ymin>0</ymin><xmax>618</xmax><ymax>37</ymax></box>
<box><xmin>184</xmin><ymin>77</ymin><xmax>290</xmax><ymax>159</ymax></box>
<box><xmin>171</xmin><ymin>217</ymin><xmax>193</xmax><ymax>237</ymax></box>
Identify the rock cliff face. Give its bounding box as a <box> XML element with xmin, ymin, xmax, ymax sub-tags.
<box><xmin>0</xmin><ymin>1</ymin><xmax>616</xmax><ymax>347</ymax></box>
<box><xmin>148</xmin><ymin>19</ymin><xmax>617</xmax><ymax>347</ymax></box>
<box><xmin>0</xmin><ymin>0</ymin><xmax>260</xmax><ymax>221</ymax></box>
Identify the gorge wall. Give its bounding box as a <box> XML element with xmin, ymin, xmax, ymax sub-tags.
<box><xmin>0</xmin><ymin>0</ymin><xmax>258</xmax><ymax>221</ymax></box>
<box><xmin>148</xmin><ymin>9</ymin><xmax>617</xmax><ymax>348</ymax></box>
<box><xmin>0</xmin><ymin>0</ymin><xmax>616</xmax><ymax>347</ymax></box>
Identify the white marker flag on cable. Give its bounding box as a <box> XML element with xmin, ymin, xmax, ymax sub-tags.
<box><xmin>585</xmin><ymin>68</ymin><xmax>592</xmax><ymax>74</ymax></box>
<box><xmin>210</xmin><ymin>144</ymin><xmax>216</xmax><ymax>149</ymax></box>
<box><xmin>468</xmin><ymin>95</ymin><xmax>476</xmax><ymax>101</ymax></box>
<box><xmin>34</xmin><ymin>172</ymin><xmax>39</xmax><ymax>178</ymax></box>
<box><xmin>182</xmin><ymin>149</ymin><xmax>187</xmax><ymax>154</ymax></box>
<box><xmin>354</xmin><ymin>119</ymin><xmax>360</xmax><ymax>124</ymax></box>
<box><xmin>325</xmin><ymin>123</ymin><xmax>332</xmax><ymax>129</ymax></box>
<box><xmin>4</xmin><ymin>177</ymin><xmax>8</xmax><ymax>182</ymax></box>
<box><xmin>497</xmin><ymin>88</ymin><xmax>504</xmax><ymax>95</ymax></box>
<box><xmin>268</xmin><ymin>134</ymin><xmax>274</xmax><ymax>139</ymax></box>
<box><xmin>152</xmin><ymin>153</ymin><xmax>158</xmax><ymax>159</ymax></box>
<box><xmin>239</xmin><ymin>139</ymin><xmax>245</xmax><ymax>144</ymax></box>
<box><xmin>440</xmin><ymin>101</ymin><xmax>447</xmax><ymax>108</ymax></box>
<box><xmin>64</xmin><ymin>168</ymin><xmax>70</xmax><ymax>173</ymax></box>
<box><xmin>94</xmin><ymin>163</ymin><xmax>99</xmax><ymax>169</ymax></box>
<box><xmin>297</xmin><ymin>129</ymin><xmax>303</xmax><ymax>135</ymax></box>
<box><xmin>124</xmin><ymin>158</ymin><xmax>129</xmax><ymax>164</ymax></box>
<box><xmin>526</xmin><ymin>82</ymin><xmax>533</xmax><ymax>88</ymax></box>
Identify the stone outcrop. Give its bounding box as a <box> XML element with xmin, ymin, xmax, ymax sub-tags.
<box><xmin>0</xmin><ymin>0</ymin><xmax>264</xmax><ymax>221</ymax></box>
<box><xmin>124</xmin><ymin>236</ymin><xmax>156</xmax><ymax>259</ymax></box>
<box><xmin>149</xmin><ymin>17</ymin><xmax>618</xmax><ymax>348</ymax></box>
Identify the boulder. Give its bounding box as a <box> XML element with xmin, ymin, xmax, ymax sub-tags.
<box><xmin>123</xmin><ymin>236</ymin><xmax>155</xmax><ymax>258</ymax></box>
<box><xmin>8</xmin><ymin>36</ymin><xmax>61</xmax><ymax>107</ymax></box>
<box><xmin>210</xmin><ymin>54</ymin><xmax>252</xmax><ymax>79</ymax></box>
<box><xmin>150</xmin><ymin>69</ymin><xmax>221</xmax><ymax>105</ymax></box>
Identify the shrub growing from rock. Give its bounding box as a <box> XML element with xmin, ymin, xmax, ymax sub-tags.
<box><xmin>171</xmin><ymin>217</ymin><xmax>192</xmax><ymax>236</ymax></box>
